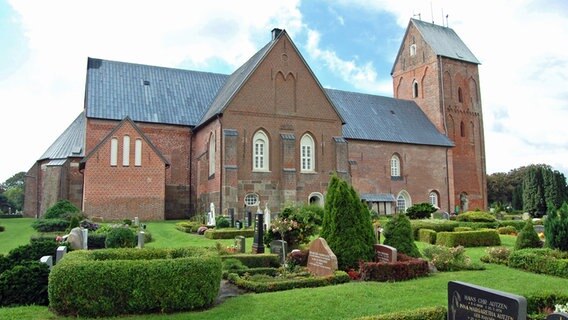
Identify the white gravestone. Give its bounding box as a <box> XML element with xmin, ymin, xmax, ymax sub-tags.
<box><xmin>208</xmin><ymin>202</ymin><xmax>216</xmax><ymax>226</ymax></box>
<box><xmin>137</xmin><ymin>231</ymin><xmax>145</xmax><ymax>248</ymax></box>
<box><xmin>264</xmin><ymin>202</ymin><xmax>271</xmax><ymax>230</ymax></box>
<box><xmin>81</xmin><ymin>228</ymin><xmax>88</xmax><ymax>250</ymax></box>
<box><xmin>56</xmin><ymin>246</ymin><xmax>67</xmax><ymax>264</ymax></box>
<box><xmin>134</xmin><ymin>216</ymin><xmax>139</xmax><ymax>226</ymax></box>
<box><xmin>67</xmin><ymin>227</ymin><xmax>83</xmax><ymax>250</ymax></box>
<box><xmin>40</xmin><ymin>255</ymin><xmax>53</xmax><ymax>270</ymax></box>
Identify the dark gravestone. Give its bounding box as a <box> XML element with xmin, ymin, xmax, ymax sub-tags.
<box><xmin>448</xmin><ymin>281</ymin><xmax>527</xmax><ymax>320</ymax></box>
<box><xmin>307</xmin><ymin>238</ymin><xmax>338</xmax><ymax>276</ymax></box>
<box><xmin>246</xmin><ymin>210</ymin><xmax>252</xmax><ymax>228</ymax></box>
<box><xmin>228</xmin><ymin>208</ymin><xmax>235</xmax><ymax>228</ymax></box>
<box><xmin>374</xmin><ymin>244</ymin><xmax>397</xmax><ymax>263</ymax></box>
<box><xmin>252</xmin><ymin>211</ymin><xmax>265</xmax><ymax>254</ymax></box>
<box><xmin>547</xmin><ymin>312</ymin><xmax>568</xmax><ymax>320</ymax></box>
<box><xmin>270</xmin><ymin>240</ymin><xmax>287</xmax><ymax>264</ymax></box>
<box><xmin>235</xmin><ymin>236</ymin><xmax>245</xmax><ymax>253</ymax></box>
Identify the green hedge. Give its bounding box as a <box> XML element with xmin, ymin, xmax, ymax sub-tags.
<box><xmin>355</xmin><ymin>306</ymin><xmax>447</xmax><ymax>320</ymax></box>
<box><xmin>0</xmin><ymin>214</ymin><xmax>23</xmax><ymax>219</ymax></box>
<box><xmin>508</xmin><ymin>248</ymin><xmax>568</xmax><ymax>278</ymax></box>
<box><xmin>31</xmin><ymin>219</ymin><xmax>69</xmax><ymax>233</ymax></box>
<box><xmin>455</xmin><ymin>211</ymin><xmax>496</xmax><ymax>222</ymax></box>
<box><xmin>227</xmin><ymin>270</ymin><xmax>350</xmax><ymax>293</ymax></box>
<box><xmin>455</xmin><ymin>221</ymin><xmax>499</xmax><ymax>230</ymax></box>
<box><xmin>358</xmin><ymin>254</ymin><xmax>429</xmax><ymax>282</ymax></box>
<box><xmin>175</xmin><ymin>221</ymin><xmax>203</xmax><ymax>233</ymax></box>
<box><xmin>497</xmin><ymin>220</ymin><xmax>526</xmax><ymax>231</ymax></box>
<box><xmin>204</xmin><ymin>228</ymin><xmax>254</xmax><ymax>239</ymax></box>
<box><xmin>0</xmin><ymin>226</ymin><xmax>4</xmax><ymax>232</ymax></box>
<box><xmin>410</xmin><ymin>219</ymin><xmax>459</xmax><ymax>240</ymax></box>
<box><xmin>436</xmin><ymin>230</ymin><xmax>501</xmax><ymax>247</ymax></box>
<box><xmin>222</xmin><ymin>267</ymin><xmax>278</xmax><ymax>279</ymax></box>
<box><xmin>418</xmin><ymin>229</ymin><xmax>436</xmax><ymax>244</ymax></box>
<box><xmin>220</xmin><ymin>254</ymin><xmax>280</xmax><ymax>268</ymax></box>
<box><xmin>49</xmin><ymin>247</ymin><xmax>222</xmax><ymax>317</ymax></box>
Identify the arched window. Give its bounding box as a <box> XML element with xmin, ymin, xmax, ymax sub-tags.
<box><xmin>396</xmin><ymin>190</ymin><xmax>411</xmax><ymax>213</ymax></box>
<box><xmin>390</xmin><ymin>154</ymin><xmax>401</xmax><ymax>178</ymax></box>
<box><xmin>253</xmin><ymin>130</ymin><xmax>269</xmax><ymax>171</ymax></box>
<box><xmin>470</xmin><ymin>121</ymin><xmax>475</xmax><ymax>143</ymax></box>
<box><xmin>135</xmin><ymin>139</ymin><xmax>142</xmax><ymax>166</ymax></box>
<box><xmin>110</xmin><ymin>138</ymin><xmax>118</xmax><ymax>166</ymax></box>
<box><xmin>458</xmin><ymin>87</ymin><xmax>463</xmax><ymax>103</ymax></box>
<box><xmin>412</xmin><ymin>80</ymin><xmax>419</xmax><ymax>98</ymax></box>
<box><xmin>123</xmin><ymin>135</ymin><xmax>130</xmax><ymax>166</ymax></box>
<box><xmin>460</xmin><ymin>121</ymin><xmax>465</xmax><ymax>137</ymax></box>
<box><xmin>429</xmin><ymin>191</ymin><xmax>439</xmax><ymax>208</ymax></box>
<box><xmin>409</xmin><ymin>44</ymin><xmax>417</xmax><ymax>56</ymax></box>
<box><xmin>209</xmin><ymin>132</ymin><xmax>216</xmax><ymax>177</ymax></box>
<box><xmin>308</xmin><ymin>192</ymin><xmax>324</xmax><ymax>207</ymax></box>
<box><xmin>300</xmin><ymin>134</ymin><xmax>315</xmax><ymax>172</ymax></box>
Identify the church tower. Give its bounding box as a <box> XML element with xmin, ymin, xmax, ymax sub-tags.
<box><xmin>391</xmin><ymin>18</ymin><xmax>487</xmax><ymax>212</ymax></box>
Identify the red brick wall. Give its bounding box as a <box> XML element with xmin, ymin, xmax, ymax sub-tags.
<box><xmin>82</xmin><ymin>120</ymin><xmax>167</xmax><ymax>220</ymax></box>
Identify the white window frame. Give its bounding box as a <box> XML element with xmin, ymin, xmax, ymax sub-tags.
<box><xmin>396</xmin><ymin>190</ymin><xmax>411</xmax><ymax>213</ymax></box>
<box><xmin>253</xmin><ymin>130</ymin><xmax>269</xmax><ymax>172</ymax></box>
<box><xmin>110</xmin><ymin>138</ymin><xmax>118</xmax><ymax>166</ymax></box>
<box><xmin>209</xmin><ymin>132</ymin><xmax>216</xmax><ymax>176</ymax></box>
<box><xmin>390</xmin><ymin>154</ymin><xmax>401</xmax><ymax>177</ymax></box>
<box><xmin>244</xmin><ymin>193</ymin><xmax>260</xmax><ymax>207</ymax></box>
<box><xmin>123</xmin><ymin>135</ymin><xmax>130</xmax><ymax>166</ymax></box>
<box><xmin>135</xmin><ymin>139</ymin><xmax>142</xmax><ymax>166</ymax></box>
<box><xmin>429</xmin><ymin>191</ymin><xmax>439</xmax><ymax>208</ymax></box>
<box><xmin>300</xmin><ymin>134</ymin><xmax>315</xmax><ymax>172</ymax></box>
<box><xmin>410</xmin><ymin>44</ymin><xmax>417</xmax><ymax>56</ymax></box>
<box><xmin>308</xmin><ymin>192</ymin><xmax>324</xmax><ymax>207</ymax></box>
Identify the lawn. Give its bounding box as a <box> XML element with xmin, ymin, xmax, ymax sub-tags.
<box><xmin>0</xmin><ymin>218</ymin><xmax>36</xmax><ymax>254</ymax></box>
<box><xmin>0</xmin><ymin>219</ymin><xmax>564</xmax><ymax>319</ymax></box>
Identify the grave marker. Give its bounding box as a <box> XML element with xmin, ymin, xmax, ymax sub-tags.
<box><xmin>374</xmin><ymin>244</ymin><xmax>397</xmax><ymax>263</ymax></box>
<box><xmin>448</xmin><ymin>281</ymin><xmax>527</xmax><ymax>320</ymax></box>
<box><xmin>307</xmin><ymin>238</ymin><xmax>337</xmax><ymax>276</ymax></box>
<box><xmin>229</xmin><ymin>208</ymin><xmax>235</xmax><ymax>228</ymax></box>
<box><xmin>270</xmin><ymin>240</ymin><xmax>287</xmax><ymax>264</ymax></box>
<box><xmin>547</xmin><ymin>312</ymin><xmax>568</xmax><ymax>320</ymax></box>
<box><xmin>56</xmin><ymin>246</ymin><xmax>67</xmax><ymax>264</ymax></box>
<box><xmin>40</xmin><ymin>255</ymin><xmax>53</xmax><ymax>270</ymax></box>
<box><xmin>137</xmin><ymin>231</ymin><xmax>145</xmax><ymax>248</ymax></box>
<box><xmin>252</xmin><ymin>209</ymin><xmax>265</xmax><ymax>253</ymax></box>
<box><xmin>235</xmin><ymin>236</ymin><xmax>246</xmax><ymax>253</ymax></box>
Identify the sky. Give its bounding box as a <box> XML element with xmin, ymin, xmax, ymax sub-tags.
<box><xmin>1</xmin><ymin>0</ymin><xmax>568</xmax><ymax>183</ymax></box>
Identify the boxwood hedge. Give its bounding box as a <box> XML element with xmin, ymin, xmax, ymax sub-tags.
<box><xmin>436</xmin><ymin>230</ymin><xmax>501</xmax><ymax>247</ymax></box>
<box><xmin>204</xmin><ymin>228</ymin><xmax>254</xmax><ymax>239</ymax></box>
<box><xmin>48</xmin><ymin>247</ymin><xmax>222</xmax><ymax>317</ymax></box>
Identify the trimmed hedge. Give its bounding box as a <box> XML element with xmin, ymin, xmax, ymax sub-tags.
<box><xmin>0</xmin><ymin>261</ymin><xmax>50</xmax><ymax>307</ymax></box>
<box><xmin>227</xmin><ymin>270</ymin><xmax>350</xmax><ymax>293</ymax></box>
<box><xmin>49</xmin><ymin>247</ymin><xmax>222</xmax><ymax>317</ymax></box>
<box><xmin>455</xmin><ymin>211</ymin><xmax>496</xmax><ymax>222</ymax></box>
<box><xmin>410</xmin><ymin>220</ymin><xmax>459</xmax><ymax>240</ymax></box>
<box><xmin>31</xmin><ymin>219</ymin><xmax>69</xmax><ymax>233</ymax></box>
<box><xmin>222</xmin><ymin>267</ymin><xmax>279</xmax><ymax>279</ymax></box>
<box><xmin>220</xmin><ymin>253</ymin><xmax>280</xmax><ymax>268</ymax></box>
<box><xmin>455</xmin><ymin>221</ymin><xmax>499</xmax><ymax>230</ymax></box>
<box><xmin>436</xmin><ymin>230</ymin><xmax>501</xmax><ymax>247</ymax></box>
<box><xmin>0</xmin><ymin>214</ymin><xmax>23</xmax><ymax>219</ymax></box>
<box><xmin>508</xmin><ymin>248</ymin><xmax>568</xmax><ymax>278</ymax></box>
<box><xmin>175</xmin><ymin>221</ymin><xmax>203</xmax><ymax>233</ymax></box>
<box><xmin>359</xmin><ymin>254</ymin><xmax>429</xmax><ymax>282</ymax></box>
<box><xmin>497</xmin><ymin>226</ymin><xmax>518</xmax><ymax>235</ymax></box>
<box><xmin>418</xmin><ymin>229</ymin><xmax>436</xmax><ymax>244</ymax></box>
<box><xmin>204</xmin><ymin>228</ymin><xmax>254</xmax><ymax>239</ymax></box>
<box><xmin>5</xmin><ymin>238</ymin><xmax>58</xmax><ymax>269</ymax></box>
<box><xmin>454</xmin><ymin>227</ymin><xmax>473</xmax><ymax>232</ymax></box>
<box><xmin>356</xmin><ymin>306</ymin><xmax>447</xmax><ymax>320</ymax></box>
<box><xmin>497</xmin><ymin>220</ymin><xmax>526</xmax><ymax>231</ymax></box>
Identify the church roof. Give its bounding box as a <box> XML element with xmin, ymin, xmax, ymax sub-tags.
<box><xmin>39</xmin><ymin>112</ymin><xmax>85</xmax><ymax>161</ymax></box>
<box><xmin>328</xmin><ymin>89</ymin><xmax>454</xmax><ymax>147</ymax></box>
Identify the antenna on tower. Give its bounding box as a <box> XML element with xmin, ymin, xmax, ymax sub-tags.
<box><xmin>446</xmin><ymin>14</ymin><xmax>449</xmax><ymax>27</ymax></box>
<box><xmin>413</xmin><ymin>13</ymin><xmax>421</xmax><ymax>20</ymax></box>
<box><xmin>430</xmin><ymin>1</ymin><xmax>434</xmax><ymax>24</ymax></box>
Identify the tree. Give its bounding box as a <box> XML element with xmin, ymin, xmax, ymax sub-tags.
<box><xmin>321</xmin><ymin>174</ymin><xmax>375</xmax><ymax>270</ymax></box>
<box><xmin>406</xmin><ymin>203</ymin><xmax>437</xmax><ymax>219</ymax></box>
<box><xmin>523</xmin><ymin>166</ymin><xmax>546</xmax><ymax>216</ymax></box>
<box><xmin>544</xmin><ymin>202</ymin><xmax>568</xmax><ymax>251</ymax></box>
<box><xmin>1</xmin><ymin>172</ymin><xmax>25</xmax><ymax>190</ymax></box>
<box><xmin>383</xmin><ymin>213</ymin><xmax>421</xmax><ymax>258</ymax></box>
<box><xmin>514</xmin><ymin>219</ymin><xmax>542</xmax><ymax>250</ymax></box>
<box><xmin>1</xmin><ymin>171</ymin><xmax>26</xmax><ymax>211</ymax></box>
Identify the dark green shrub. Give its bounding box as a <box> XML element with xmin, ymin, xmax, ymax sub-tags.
<box><xmin>122</xmin><ymin>219</ymin><xmax>132</xmax><ymax>226</ymax></box>
<box><xmin>410</xmin><ymin>219</ymin><xmax>458</xmax><ymax>239</ymax></box>
<box><xmin>515</xmin><ymin>220</ymin><xmax>543</xmax><ymax>250</ymax></box>
<box><xmin>406</xmin><ymin>203</ymin><xmax>437</xmax><ymax>219</ymax></box>
<box><xmin>383</xmin><ymin>214</ymin><xmax>421</xmax><ymax>258</ymax></box>
<box><xmin>0</xmin><ymin>214</ymin><xmax>23</xmax><ymax>219</ymax></box>
<box><xmin>222</xmin><ymin>258</ymin><xmax>247</xmax><ymax>271</ymax></box>
<box><xmin>104</xmin><ymin>227</ymin><xmax>136</xmax><ymax>248</ymax></box>
<box><xmin>355</xmin><ymin>306</ymin><xmax>447</xmax><ymax>320</ymax></box>
<box><xmin>31</xmin><ymin>219</ymin><xmax>69</xmax><ymax>232</ymax></box>
<box><xmin>264</xmin><ymin>204</ymin><xmax>321</xmax><ymax>250</ymax></box>
<box><xmin>88</xmin><ymin>233</ymin><xmax>107</xmax><ymax>249</ymax></box>
<box><xmin>455</xmin><ymin>211</ymin><xmax>496</xmax><ymax>222</ymax></box>
<box><xmin>227</xmin><ymin>270</ymin><xmax>350</xmax><ymax>293</ymax></box>
<box><xmin>508</xmin><ymin>248</ymin><xmax>568</xmax><ymax>278</ymax></box>
<box><xmin>456</xmin><ymin>221</ymin><xmax>499</xmax><ymax>230</ymax></box>
<box><xmin>216</xmin><ymin>216</ymin><xmax>231</xmax><ymax>229</ymax></box>
<box><xmin>0</xmin><ymin>255</ymin><xmax>11</xmax><ymax>275</ymax></box>
<box><xmin>6</xmin><ymin>238</ymin><xmax>58</xmax><ymax>266</ymax></box>
<box><xmin>321</xmin><ymin>174</ymin><xmax>375</xmax><ymax>269</ymax></box>
<box><xmin>43</xmin><ymin>200</ymin><xmax>79</xmax><ymax>219</ymax></box>
<box><xmin>0</xmin><ymin>225</ymin><xmax>4</xmax><ymax>232</ymax></box>
<box><xmin>0</xmin><ymin>261</ymin><xmax>50</xmax><ymax>307</ymax></box>
<box><xmin>220</xmin><ymin>254</ymin><xmax>280</xmax><ymax>268</ymax></box>
<box><xmin>545</xmin><ymin>202</ymin><xmax>568</xmax><ymax>251</ymax></box>
<box><xmin>436</xmin><ymin>230</ymin><xmax>501</xmax><ymax>247</ymax></box>
<box><xmin>204</xmin><ymin>228</ymin><xmax>254</xmax><ymax>239</ymax></box>
<box><xmin>497</xmin><ymin>220</ymin><xmax>527</xmax><ymax>231</ymax></box>
<box><xmin>66</xmin><ymin>215</ymin><xmax>80</xmax><ymax>233</ymax></box>
<box><xmin>422</xmin><ymin>245</ymin><xmax>483</xmax><ymax>271</ymax></box>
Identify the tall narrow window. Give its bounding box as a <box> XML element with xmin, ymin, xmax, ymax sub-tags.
<box><xmin>409</xmin><ymin>44</ymin><xmax>416</xmax><ymax>56</ymax></box>
<box><xmin>412</xmin><ymin>80</ymin><xmax>419</xmax><ymax>98</ymax></box>
<box><xmin>396</xmin><ymin>191</ymin><xmax>411</xmax><ymax>213</ymax></box>
<box><xmin>429</xmin><ymin>191</ymin><xmax>439</xmax><ymax>208</ymax></box>
<box><xmin>300</xmin><ymin>134</ymin><xmax>315</xmax><ymax>172</ymax></box>
<box><xmin>110</xmin><ymin>138</ymin><xmax>118</xmax><ymax>166</ymax></box>
<box><xmin>458</xmin><ymin>87</ymin><xmax>463</xmax><ymax>103</ymax></box>
<box><xmin>123</xmin><ymin>135</ymin><xmax>130</xmax><ymax>166</ymax></box>
<box><xmin>135</xmin><ymin>139</ymin><xmax>142</xmax><ymax>166</ymax></box>
<box><xmin>253</xmin><ymin>130</ymin><xmax>269</xmax><ymax>171</ymax></box>
<box><xmin>209</xmin><ymin>132</ymin><xmax>216</xmax><ymax>176</ymax></box>
<box><xmin>460</xmin><ymin>121</ymin><xmax>465</xmax><ymax>137</ymax></box>
<box><xmin>390</xmin><ymin>154</ymin><xmax>401</xmax><ymax>177</ymax></box>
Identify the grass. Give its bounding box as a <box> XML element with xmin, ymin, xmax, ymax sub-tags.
<box><xmin>0</xmin><ymin>218</ymin><xmax>36</xmax><ymax>254</ymax></box>
<box><xmin>0</xmin><ymin>219</ymin><xmax>564</xmax><ymax>319</ymax></box>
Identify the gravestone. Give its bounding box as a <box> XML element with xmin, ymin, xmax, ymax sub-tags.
<box><xmin>547</xmin><ymin>312</ymin><xmax>568</xmax><ymax>320</ymax></box>
<box><xmin>374</xmin><ymin>244</ymin><xmax>397</xmax><ymax>263</ymax></box>
<box><xmin>40</xmin><ymin>255</ymin><xmax>53</xmax><ymax>270</ymax></box>
<box><xmin>137</xmin><ymin>231</ymin><xmax>145</xmax><ymax>248</ymax></box>
<box><xmin>270</xmin><ymin>240</ymin><xmax>287</xmax><ymax>264</ymax></box>
<box><xmin>533</xmin><ymin>225</ymin><xmax>545</xmax><ymax>234</ymax></box>
<box><xmin>252</xmin><ymin>210</ymin><xmax>265</xmax><ymax>253</ymax></box>
<box><xmin>307</xmin><ymin>238</ymin><xmax>338</xmax><ymax>276</ymax></box>
<box><xmin>56</xmin><ymin>246</ymin><xmax>67</xmax><ymax>264</ymax></box>
<box><xmin>235</xmin><ymin>220</ymin><xmax>242</xmax><ymax>229</ymax></box>
<box><xmin>448</xmin><ymin>281</ymin><xmax>527</xmax><ymax>320</ymax></box>
<box><xmin>245</xmin><ymin>210</ymin><xmax>252</xmax><ymax>228</ymax></box>
<box><xmin>229</xmin><ymin>208</ymin><xmax>235</xmax><ymax>228</ymax></box>
<box><xmin>81</xmin><ymin>228</ymin><xmax>88</xmax><ymax>249</ymax></box>
<box><xmin>235</xmin><ymin>236</ymin><xmax>246</xmax><ymax>253</ymax></box>
<box><xmin>264</xmin><ymin>203</ymin><xmax>271</xmax><ymax>230</ymax></box>
<box><xmin>67</xmin><ymin>227</ymin><xmax>83</xmax><ymax>250</ymax></box>
<box><xmin>522</xmin><ymin>212</ymin><xmax>531</xmax><ymax>220</ymax></box>
<box><xmin>442</xmin><ymin>212</ymin><xmax>450</xmax><ymax>220</ymax></box>
<box><xmin>134</xmin><ymin>216</ymin><xmax>139</xmax><ymax>226</ymax></box>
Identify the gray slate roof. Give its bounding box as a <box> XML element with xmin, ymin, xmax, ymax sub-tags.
<box><xmin>361</xmin><ymin>193</ymin><xmax>396</xmax><ymax>202</ymax></box>
<box><xmin>40</xmin><ymin>112</ymin><xmax>85</xmax><ymax>160</ymax></box>
<box><xmin>86</xmin><ymin>58</ymin><xmax>228</xmax><ymax>126</ymax></box>
<box><xmin>411</xmin><ymin>18</ymin><xmax>480</xmax><ymax>64</ymax></box>
<box><xmin>327</xmin><ymin>89</ymin><xmax>454</xmax><ymax>147</ymax></box>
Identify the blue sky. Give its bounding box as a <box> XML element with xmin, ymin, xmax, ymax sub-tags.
<box><xmin>1</xmin><ymin>0</ymin><xmax>568</xmax><ymax>183</ymax></box>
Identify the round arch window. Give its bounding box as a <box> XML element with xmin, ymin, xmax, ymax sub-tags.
<box><xmin>244</xmin><ymin>193</ymin><xmax>260</xmax><ymax>207</ymax></box>
<box><xmin>308</xmin><ymin>192</ymin><xmax>324</xmax><ymax>206</ymax></box>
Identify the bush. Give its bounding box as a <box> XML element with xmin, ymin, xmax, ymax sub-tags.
<box><xmin>480</xmin><ymin>246</ymin><xmax>511</xmax><ymax>265</ymax></box>
<box><xmin>227</xmin><ymin>270</ymin><xmax>350</xmax><ymax>293</ymax></box>
<box><xmin>410</xmin><ymin>219</ymin><xmax>458</xmax><ymax>240</ymax></box>
<box><xmin>454</xmin><ymin>227</ymin><xmax>473</xmax><ymax>232</ymax></box>
<box><xmin>497</xmin><ymin>226</ymin><xmax>517</xmax><ymax>235</ymax></box>
<box><xmin>80</xmin><ymin>219</ymin><xmax>100</xmax><ymax>231</ymax></box>
<box><xmin>104</xmin><ymin>227</ymin><xmax>136</xmax><ymax>248</ymax></box>
<box><xmin>355</xmin><ymin>306</ymin><xmax>447</xmax><ymax>320</ymax></box>
<box><xmin>222</xmin><ymin>258</ymin><xmax>247</xmax><ymax>271</ymax></box>
<box><xmin>43</xmin><ymin>200</ymin><xmax>79</xmax><ymax>219</ymax></box>
<box><xmin>418</xmin><ymin>229</ymin><xmax>436</xmax><ymax>244</ymax></box>
<box><xmin>545</xmin><ymin>202</ymin><xmax>568</xmax><ymax>251</ymax></box>
<box><xmin>219</xmin><ymin>254</ymin><xmax>280</xmax><ymax>268</ymax></box>
<box><xmin>422</xmin><ymin>245</ymin><xmax>483</xmax><ymax>271</ymax></box>
<box><xmin>456</xmin><ymin>221</ymin><xmax>499</xmax><ymax>230</ymax></box>
<box><xmin>286</xmin><ymin>249</ymin><xmax>309</xmax><ymax>267</ymax></box>
<box><xmin>0</xmin><ymin>225</ymin><xmax>4</xmax><ymax>232</ymax></box>
<box><xmin>204</xmin><ymin>228</ymin><xmax>254</xmax><ymax>239</ymax></box>
<box><xmin>358</xmin><ymin>254</ymin><xmax>429</xmax><ymax>282</ymax></box>
<box><xmin>66</xmin><ymin>215</ymin><xmax>80</xmax><ymax>233</ymax></box>
<box><xmin>515</xmin><ymin>220</ymin><xmax>543</xmax><ymax>250</ymax></box>
<box><xmin>88</xmin><ymin>233</ymin><xmax>107</xmax><ymax>250</ymax></box>
<box><xmin>508</xmin><ymin>248</ymin><xmax>568</xmax><ymax>278</ymax></box>
<box><xmin>264</xmin><ymin>204</ymin><xmax>322</xmax><ymax>250</ymax></box>
<box><xmin>406</xmin><ymin>203</ymin><xmax>437</xmax><ymax>220</ymax></box>
<box><xmin>455</xmin><ymin>211</ymin><xmax>496</xmax><ymax>222</ymax></box>
<box><xmin>5</xmin><ymin>238</ymin><xmax>58</xmax><ymax>268</ymax></box>
<box><xmin>0</xmin><ymin>261</ymin><xmax>50</xmax><ymax>307</ymax></box>
<box><xmin>49</xmin><ymin>247</ymin><xmax>222</xmax><ymax>317</ymax></box>
<box><xmin>436</xmin><ymin>230</ymin><xmax>501</xmax><ymax>247</ymax></box>
<box><xmin>31</xmin><ymin>219</ymin><xmax>69</xmax><ymax>233</ymax></box>
<box><xmin>383</xmin><ymin>214</ymin><xmax>421</xmax><ymax>258</ymax></box>
<box><xmin>497</xmin><ymin>220</ymin><xmax>527</xmax><ymax>231</ymax></box>
<box><xmin>216</xmin><ymin>216</ymin><xmax>231</xmax><ymax>229</ymax></box>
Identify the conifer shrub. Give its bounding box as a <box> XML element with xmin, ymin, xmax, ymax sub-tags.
<box><xmin>406</xmin><ymin>203</ymin><xmax>437</xmax><ymax>219</ymax></box>
<box><xmin>0</xmin><ymin>261</ymin><xmax>50</xmax><ymax>307</ymax></box>
<box><xmin>104</xmin><ymin>227</ymin><xmax>136</xmax><ymax>248</ymax></box>
<box><xmin>545</xmin><ymin>202</ymin><xmax>568</xmax><ymax>251</ymax></box>
<box><xmin>43</xmin><ymin>200</ymin><xmax>80</xmax><ymax>219</ymax></box>
<box><xmin>515</xmin><ymin>219</ymin><xmax>543</xmax><ymax>250</ymax></box>
<box><xmin>215</xmin><ymin>216</ymin><xmax>230</xmax><ymax>229</ymax></box>
<box><xmin>383</xmin><ymin>213</ymin><xmax>421</xmax><ymax>258</ymax></box>
<box><xmin>321</xmin><ymin>174</ymin><xmax>375</xmax><ymax>270</ymax></box>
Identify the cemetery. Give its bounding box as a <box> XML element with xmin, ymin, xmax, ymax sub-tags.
<box><xmin>1</xmin><ymin>175</ymin><xmax>568</xmax><ymax>319</ymax></box>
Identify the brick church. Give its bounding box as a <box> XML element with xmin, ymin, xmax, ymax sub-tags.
<box><xmin>24</xmin><ymin>19</ymin><xmax>487</xmax><ymax>220</ymax></box>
